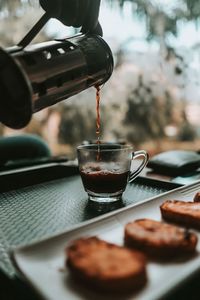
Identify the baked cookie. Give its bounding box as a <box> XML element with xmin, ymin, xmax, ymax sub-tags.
<box><xmin>66</xmin><ymin>236</ymin><xmax>147</xmax><ymax>292</ymax></box>
<box><xmin>160</xmin><ymin>200</ymin><xmax>200</xmax><ymax>230</ymax></box>
<box><xmin>125</xmin><ymin>218</ymin><xmax>197</xmax><ymax>259</ymax></box>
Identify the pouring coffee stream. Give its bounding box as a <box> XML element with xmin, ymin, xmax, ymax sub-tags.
<box><xmin>95</xmin><ymin>85</ymin><xmax>101</xmax><ymax>160</ymax></box>
<box><xmin>96</xmin><ymin>85</ymin><xmax>101</xmax><ymax>144</ymax></box>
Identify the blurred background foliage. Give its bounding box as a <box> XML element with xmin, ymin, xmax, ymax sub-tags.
<box><xmin>1</xmin><ymin>0</ymin><xmax>200</xmax><ymax>158</ymax></box>
<box><xmin>1</xmin><ymin>0</ymin><xmax>200</xmax><ymax>41</ymax></box>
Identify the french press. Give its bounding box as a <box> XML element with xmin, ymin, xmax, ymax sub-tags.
<box><xmin>0</xmin><ymin>13</ymin><xmax>114</xmax><ymax>129</ymax></box>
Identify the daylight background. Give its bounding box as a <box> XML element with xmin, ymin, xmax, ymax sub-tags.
<box><xmin>1</xmin><ymin>0</ymin><xmax>200</xmax><ymax>158</ymax></box>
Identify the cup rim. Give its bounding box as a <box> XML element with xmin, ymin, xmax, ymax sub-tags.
<box><xmin>77</xmin><ymin>143</ymin><xmax>132</xmax><ymax>151</ymax></box>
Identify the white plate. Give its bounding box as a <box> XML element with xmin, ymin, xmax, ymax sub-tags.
<box><xmin>11</xmin><ymin>181</ymin><xmax>200</xmax><ymax>300</ymax></box>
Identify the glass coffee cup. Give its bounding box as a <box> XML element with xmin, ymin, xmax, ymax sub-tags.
<box><xmin>77</xmin><ymin>144</ymin><xmax>149</xmax><ymax>203</ymax></box>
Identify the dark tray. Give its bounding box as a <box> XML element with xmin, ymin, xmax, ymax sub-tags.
<box><xmin>0</xmin><ymin>164</ymin><xmax>181</xmax><ymax>278</ymax></box>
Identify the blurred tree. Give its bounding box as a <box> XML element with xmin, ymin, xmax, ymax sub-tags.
<box><xmin>0</xmin><ymin>0</ymin><xmax>46</xmax><ymax>46</ymax></box>
<box><xmin>0</xmin><ymin>0</ymin><xmax>35</xmax><ymax>10</ymax></box>
<box><xmin>177</xmin><ymin>111</ymin><xmax>196</xmax><ymax>141</ymax></box>
<box><xmin>108</xmin><ymin>0</ymin><xmax>200</xmax><ymax>51</ymax></box>
<box><xmin>122</xmin><ymin>74</ymin><xmax>182</xmax><ymax>146</ymax></box>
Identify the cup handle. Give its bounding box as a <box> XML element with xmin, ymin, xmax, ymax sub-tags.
<box><xmin>129</xmin><ymin>150</ymin><xmax>149</xmax><ymax>183</ymax></box>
